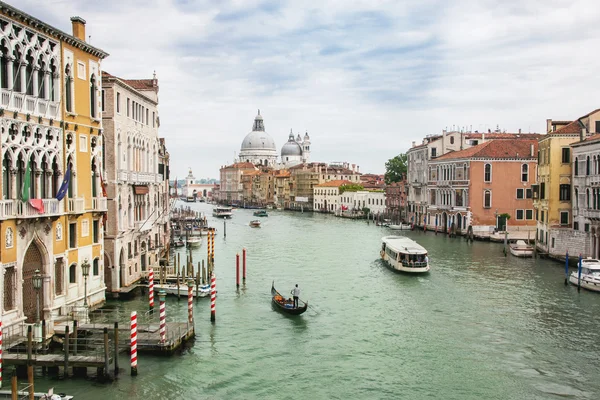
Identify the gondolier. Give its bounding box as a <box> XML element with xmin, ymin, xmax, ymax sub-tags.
<box><xmin>291</xmin><ymin>284</ymin><xmax>300</xmax><ymax>308</ymax></box>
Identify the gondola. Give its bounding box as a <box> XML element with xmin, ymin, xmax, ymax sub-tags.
<box><xmin>271</xmin><ymin>281</ymin><xmax>308</xmax><ymax>315</ymax></box>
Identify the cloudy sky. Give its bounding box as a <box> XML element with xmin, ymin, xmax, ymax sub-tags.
<box><xmin>18</xmin><ymin>0</ymin><xmax>600</xmax><ymax>179</ymax></box>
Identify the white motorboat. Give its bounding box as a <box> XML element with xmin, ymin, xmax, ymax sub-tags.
<box><xmin>380</xmin><ymin>236</ymin><xmax>429</xmax><ymax>273</ymax></box>
<box><xmin>249</xmin><ymin>220</ymin><xmax>261</xmax><ymax>228</ymax></box>
<box><xmin>509</xmin><ymin>240</ymin><xmax>534</xmax><ymax>257</ymax></box>
<box><xmin>213</xmin><ymin>206</ymin><xmax>233</xmax><ymax>218</ymax></box>
<box><xmin>154</xmin><ymin>283</ymin><xmax>210</xmax><ymax>297</ymax></box>
<box><xmin>388</xmin><ymin>223</ymin><xmax>412</xmax><ymax>230</ymax></box>
<box><xmin>186</xmin><ymin>236</ymin><xmax>202</xmax><ymax>247</ymax></box>
<box><xmin>569</xmin><ymin>258</ymin><xmax>600</xmax><ymax>292</ymax></box>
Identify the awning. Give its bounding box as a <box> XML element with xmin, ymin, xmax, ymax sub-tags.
<box><xmin>133</xmin><ymin>185</ymin><xmax>149</xmax><ymax>195</ymax></box>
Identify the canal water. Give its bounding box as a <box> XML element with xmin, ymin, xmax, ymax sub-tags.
<box><xmin>32</xmin><ymin>201</ymin><xmax>600</xmax><ymax>399</ymax></box>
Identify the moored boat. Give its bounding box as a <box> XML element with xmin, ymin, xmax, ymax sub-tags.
<box><xmin>170</xmin><ymin>238</ymin><xmax>185</xmax><ymax>248</ymax></box>
<box><xmin>380</xmin><ymin>236</ymin><xmax>430</xmax><ymax>273</ymax></box>
<box><xmin>253</xmin><ymin>210</ymin><xmax>268</xmax><ymax>217</ymax></box>
<box><xmin>186</xmin><ymin>236</ymin><xmax>202</xmax><ymax>247</ymax></box>
<box><xmin>271</xmin><ymin>282</ymin><xmax>307</xmax><ymax>315</ymax></box>
<box><xmin>213</xmin><ymin>206</ymin><xmax>233</xmax><ymax>218</ymax></box>
<box><xmin>249</xmin><ymin>220</ymin><xmax>261</xmax><ymax>228</ymax></box>
<box><xmin>569</xmin><ymin>258</ymin><xmax>600</xmax><ymax>292</ymax></box>
<box><xmin>154</xmin><ymin>283</ymin><xmax>210</xmax><ymax>297</ymax></box>
<box><xmin>509</xmin><ymin>240</ymin><xmax>534</xmax><ymax>257</ymax></box>
<box><xmin>388</xmin><ymin>223</ymin><xmax>412</xmax><ymax>230</ymax></box>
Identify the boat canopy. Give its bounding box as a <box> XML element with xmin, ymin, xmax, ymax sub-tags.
<box><xmin>381</xmin><ymin>236</ymin><xmax>427</xmax><ymax>255</ymax></box>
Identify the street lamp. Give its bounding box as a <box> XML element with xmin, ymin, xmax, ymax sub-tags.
<box><xmin>81</xmin><ymin>258</ymin><xmax>90</xmax><ymax>307</ymax></box>
<box><xmin>32</xmin><ymin>269</ymin><xmax>43</xmax><ymax>324</ymax></box>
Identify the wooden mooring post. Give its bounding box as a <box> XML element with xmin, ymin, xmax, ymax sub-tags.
<box><xmin>27</xmin><ymin>326</ymin><xmax>33</xmax><ymax>400</ymax></box>
<box><xmin>114</xmin><ymin>322</ymin><xmax>119</xmax><ymax>376</ymax></box>
<box><xmin>63</xmin><ymin>325</ymin><xmax>69</xmax><ymax>378</ymax></box>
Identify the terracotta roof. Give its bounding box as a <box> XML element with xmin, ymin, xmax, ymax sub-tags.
<box><xmin>571</xmin><ymin>133</ymin><xmax>600</xmax><ymax>147</ymax></box>
<box><xmin>242</xmin><ymin>170</ymin><xmax>261</xmax><ymax>176</ymax></box>
<box><xmin>123</xmin><ymin>79</ymin><xmax>155</xmax><ymax>90</ymax></box>
<box><xmin>273</xmin><ymin>170</ymin><xmax>291</xmax><ymax>177</ymax></box>
<box><xmin>550</xmin><ymin>120</ymin><xmax>582</xmax><ymax>135</ymax></box>
<box><xmin>433</xmin><ymin>139</ymin><xmax>538</xmax><ymax>161</ymax></box>
<box><xmin>465</xmin><ymin>133</ymin><xmax>542</xmax><ymax>139</ymax></box>
<box><xmin>315</xmin><ymin>180</ymin><xmax>353</xmax><ymax>187</ymax></box>
<box><xmin>222</xmin><ymin>162</ymin><xmax>256</xmax><ymax>170</ymax></box>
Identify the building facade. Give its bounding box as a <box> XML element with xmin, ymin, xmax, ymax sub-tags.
<box><xmin>102</xmin><ymin>71</ymin><xmax>169</xmax><ymax>292</ymax></box>
<box><xmin>1</xmin><ymin>5</ymin><xmax>108</xmax><ymax>331</ymax></box>
<box><xmin>385</xmin><ymin>180</ymin><xmax>407</xmax><ymax>223</ymax></box>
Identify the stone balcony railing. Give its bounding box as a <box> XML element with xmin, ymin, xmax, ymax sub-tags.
<box><xmin>0</xmin><ymin>199</ymin><xmax>62</xmax><ymax>219</ymax></box>
<box><xmin>67</xmin><ymin>198</ymin><xmax>85</xmax><ymax>214</ymax></box>
<box><xmin>92</xmin><ymin>197</ymin><xmax>108</xmax><ymax>212</ymax></box>
<box><xmin>0</xmin><ymin>90</ymin><xmax>60</xmax><ymax>119</ymax></box>
<box><xmin>581</xmin><ymin>208</ymin><xmax>600</xmax><ymax>220</ymax></box>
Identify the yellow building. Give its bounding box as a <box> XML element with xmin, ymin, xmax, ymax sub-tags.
<box><xmin>0</xmin><ymin>3</ymin><xmax>108</xmax><ymax>333</ymax></box>
<box><xmin>534</xmin><ymin>110</ymin><xmax>599</xmax><ymax>257</ymax></box>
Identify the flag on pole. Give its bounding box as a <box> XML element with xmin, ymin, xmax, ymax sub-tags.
<box><xmin>55</xmin><ymin>163</ymin><xmax>71</xmax><ymax>201</ymax></box>
<box><xmin>20</xmin><ymin>160</ymin><xmax>31</xmax><ymax>202</ymax></box>
<box><xmin>29</xmin><ymin>199</ymin><xmax>45</xmax><ymax>213</ymax></box>
<box><xmin>100</xmin><ymin>172</ymin><xmax>107</xmax><ymax>197</ymax></box>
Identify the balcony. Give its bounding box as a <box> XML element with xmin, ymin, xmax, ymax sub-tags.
<box><xmin>67</xmin><ymin>198</ymin><xmax>85</xmax><ymax>214</ymax></box>
<box><xmin>0</xmin><ymin>199</ymin><xmax>62</xmax><ymax>219</ymax></box>
<box><xmin>582</xmin><ymin>209</ymin><xmax>600</xmax><ymax>220</ymax></box>
<box><xmin>0</xmin><ymin>200</ymin><xmax>15</xmax><ymax>219</ymax></box>
<box><xmin>118</xmin><ymin>170</ymin><xmax>128</xmax><ymax>181</ymax></box>
<box><xmin>0</xmin><ymin>90</ymin><xmax>60</xmax><ymax>119</ymax></box>
<box><xmin>92</xmin><ymin>197</ymin><xmax>108</xmax><ymax>212</ymax></box>
<box><xmin>130</xmin><ymin>172</ymin><xmax>156</xmax><ymax>184</ymax></box>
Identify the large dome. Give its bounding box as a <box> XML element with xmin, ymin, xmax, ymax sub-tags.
<box><xmin>240</xmin><ymin>111</ymin><xmax>277</xmax><ymax>151</ymax></box>
<box><xmin>281</xmin><ymin>131</ymin><xmax>303</xmax><ymax>156</ymax></box>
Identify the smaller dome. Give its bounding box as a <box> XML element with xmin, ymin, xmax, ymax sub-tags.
<box><xmin>304</xmin><ymin>131</ymin><xmax>310</xmax><ymax>140</ymax></box>
<box><xmin>282</xmin><ymin>132</ymin><xmax>303</xmax><ymax>157</ymax></box>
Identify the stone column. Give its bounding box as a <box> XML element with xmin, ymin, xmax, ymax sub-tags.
<box><xmin>10</xmin><ymin>169</ymin><xmax>17</xmax><ymax>200</ymax></box>
<box><xmin>34</xmin><ymin>169</ymin><xmax>42</xmax><ymax>199</ymax></box>
<box><xmin>19</xmin><ymin>64</ymin><xmax>26</xmax><ymax>93</ymax></box>
<box><xmin>44</xmin><ymin>71</ymin><xmax>50</xmax><ymax>100</ymax></box>
<box><xmin>6</xmin><ymin>58</ymin><xmax>14</xmax><ymax>90</ymax></box>
<box><xmin>45</xmin><ymin>171</ymin><xmax>53</xmax><ymax>198</ymax></box>
<box><xmin>32</xmin><ymin>67</ymin><xmax>39</xmax><ymax>97</ymax></box>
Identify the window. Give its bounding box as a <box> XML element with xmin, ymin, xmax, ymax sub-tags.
<box><xmin>585</xmin><ymin>223</ymin><xmax>590</xmax><ymax>232</ymax></box>
<box><xmin>521</xmin><ymin>164</ymin><xmax>528</xmax><ymax>182</ymax></box>
<box><xmin>65</xmin><ymin>65</ymin><xmax>73</xmax><ymax>112</ymax></box>
<box><xmin>575</xmin><ymin>157</ymin><xmax>579</xmax><ymax>176</ymax></box>
<box><xmin>587</xmin><ymin>156</ymin><xmax>590</xmax><ymax>175</ymax></box>
<box><xmin>90</xmin><ymin>74</ymin><xmax>97</xmax><ymax>118</ymax></box>
<box><xmin>93</xmin><ymin>258</ymin><xmax>99</xmax><ymax>276</ymax></box>
<box><xmin>552</xmin><ymin>237</ymin><xmax>555</xmax><ymax>248</ymax></box>
<box><xmin>516</xmin><ymin>209</ymin><xmax>524</xmax><ymax>220</ymax></box>
<box><xmin>526</xmin><ymin>188</ymin><xmax>532</xmax><ymax>199</ymax></box>
<box><xmin>152</xmin><ymin>111</ymin><xmax>155</xmax><ymax>127</ymax></box>
<box><xmin>146</xmin><ymin>109</ymin><xmax>149</xmax><ymax>125</ymax></box>
<box><xmin>117</xmin><ymin>92</ymin><xmax>121</xmax><ymax>113</ymax></box>
<box><xmin>516</xmin><ymin>188</ymin><xmax>524</xmax><ymax>199</ymax></box>
<box><xmin>541</xmin><ymin>211</ymin><xmax>545</xmax><ymax>223</ymax></box>
<box><xmin>574</xmin><ymin>221</ymin><xmax>579</xmax><ymax>231</ymax></box>
<box><xmin>55</xmin><ymin>258</ymin><xmax>64</xmax><ymax>295</ymax></box>
<box><xmin>69</xmin><ymin>264</ymin><xmax>76</xmax><ymax>284</ymax></box>
<box><xmin>535</xmin><ymin>209</ymin><xmax>539</xmax><ymax>221</ymax></box>
<box><xmin>93</xmin><ymin>220</ymin><xmax>99</xmax><ymax>243</ymax></box>
<box><xmin>450</xmin><ymin>136</ymin><xmax>455</xmax><ymax>144</ymax></box>
<box><xmin>559</xmin><ymin>184</ymin><xmax>571</xmax><ymax>201</ymax></box>
<box><xmin>431</xmin><ymin>148</ymin><xmax>437</xmax><ymax>158</ymax></box>
<box><xmin>484</xmin><ymin>164</ymin><xmax>491</xmax><ymax>182</ymax></box>
<box><xmin>560</xmin><ymin>211</ymin><xmax>569</xmax><ymax>225</ymax></box>
<box><xmin>484</xmin><ymin>190</ymin><xmax>491</xmax><ymax>208</ymax></box>
<box><xmin>561</xmin><ymin>148</ymin><xmax>570</xmax><ymax>164</ymax></box>
<box><xmin>525</xmin><ymin>209</ymin><xmax>533</xmax><ymax>220</ymax></box>
<box><xmin>540</xmin><ymin>182</ymin><xmax>546</xmax><ymax>199</ymax></box>
<box><xmin>101</xmin><ymin>89</ymin><xmax>105</xmax><ymax>112</ymax></box>
<box><xmin>3</xmin><ymin>265</ymin><xmax>15</xmax><ymax>310</ymax></box>
<box><xmin>127</xmin><ymin>98</ymin><xmax>130</xmax><ymax>117</ymax></box>
<box><xmin>69</xmin><ymin>223</ymin><xmax>76</xmax><ymax>248</ymax></box>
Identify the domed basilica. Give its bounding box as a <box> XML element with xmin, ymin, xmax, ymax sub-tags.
<box><xmin>238</xmin><ymin>111</ymin><xmax>311</xmax><ymax>168</ymax></box>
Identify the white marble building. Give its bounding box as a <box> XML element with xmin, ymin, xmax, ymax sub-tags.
<box><xmin>102</xmin><ymin>71</ymin><xmax>170</xmax><ymax>292</ymax></box>
<box><xmin>238</xmin><ymin>111</ymin><xmax>278</xmax><ymax>167</ymax></box>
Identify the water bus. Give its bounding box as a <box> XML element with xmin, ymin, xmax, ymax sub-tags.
<box><xmin>212</xmin><ymin>206</ymin><xmax>233</xmax><ymax>218</ymax></box>
<box><xmin>380</xmin><ymin>236</ymin><xmax>429</xmax><ymax>273</ymax></box>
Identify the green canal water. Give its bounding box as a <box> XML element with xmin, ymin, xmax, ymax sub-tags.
<box><xmin>31</xmin><ymin>202</ymin><xmax>600</xmax><ymax>399</ymax></box>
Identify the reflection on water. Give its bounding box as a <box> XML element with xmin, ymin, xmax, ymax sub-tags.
<box><xmin>32</xmin><ymin>201</ymin><xmax>600</xmax><ymax>399</ymax></box>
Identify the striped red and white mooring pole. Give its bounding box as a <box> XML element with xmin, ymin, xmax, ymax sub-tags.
<box><xmin>159</xmin><ymin>290</ymin><xmax>167</xmax><ymax>343</ymax></box>
<box><xmin>187</xmin><ymin>279</ymin><xmax>194</xmax><ymax>324</ymax></box>
<box><xmin>236</xmin><ymin>253</ymin><xmax>240</xmax><ymax>289</ymax></box>
<box><xmin>148</xmin><ymin>268</ymin><xmax>155</xmax><ymax>310</ymax></box>
<box><xmin>243</xmin><ymin>248</ymin><xmax>247</xmax><ymax>284</ymax></box>
<box><xmin>210</xmin><ymin>274</ymin><xmax>216</xmax><ymax>322</ymax></box>
<box><xmin>130</xmin><ymin>311</ymin><xmax>138</xmax><ymax>376</ymax></box>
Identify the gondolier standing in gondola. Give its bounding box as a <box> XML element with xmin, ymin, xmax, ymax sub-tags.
<box><xmin>291</xmin><ymin>284</ymin><xmax>300</xmax><ymax>308</ymax></box>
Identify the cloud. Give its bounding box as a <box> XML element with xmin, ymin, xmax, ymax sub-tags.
<box><xmin>15</xmin><ymin>0</ymin><xmax>600</xmax><ymax>176</ymax></box>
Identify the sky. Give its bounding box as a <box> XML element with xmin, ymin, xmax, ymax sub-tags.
<box><xmin>17</xmin><ymin>0</ymin><xmax>600</xmax><ymax>179</ymax></box>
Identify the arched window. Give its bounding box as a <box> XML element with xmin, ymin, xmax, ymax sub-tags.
<box><xmin>483</xmin><ymin>190</ymin><xmax>491</xmax><ymax>208</ymax></box>
<box><xmin>25</xmin><ymin>51</ymin><xmax>34</xmax><ymax>95</ymax></box>
<box><xmin>587</xmin><ymin>189</ymin><xmax>590</xmax><ymax>207</ymax></box>
<box><xmin>50</xmin><ymin>60</ymin><xmax>57</xmax><ymax>101</ymax></box>
<box><xmin>575</xmin><ymin>188</ymin><xmax>579</xmax><ymax>210</ymax></box>
<box><xmin>90</xmin><ymin>74</ymin><xmax>97</xmax><ymax>118</ymax></box>
<box><xmin>450</xmin><ymin>136</ymin><xmax>455</xmax><ymax>145</ymax></box>
<box><xmin>521</xmin><ymin>164</ymin><xmax>528</xmax><ymax>182</ymax></box>
<box><xmin>13</xmin><ymin>48</ymin><xmax>22</xmax><ymax>92</ymax></box>
<box><xmin>0</xmin><ymin>40</ymin><xmax>9</xmax><ymax>89</ymax></box>
<box><xmin>587</xmin><ymin>156</ymin><xmax>591</xmax><ymax>176</ymax></box>
<box><xmin>484</xmin><ymin>164</ymin><xmax>491</xmax><ymax>182</ymax></box>
<box><xmin>65</xmin><ymin>65</ymin><xmax>73</xmax><ymax>112</ymax></box>
<box><xmin>2</xmin><ymin>152</ymin><xmax>11</xmax><ymax>199</ymax></box>
<box><xmin>574</xmin><ymin>157</ymin><xmax>579</xmax><ymax>176</ymax></box>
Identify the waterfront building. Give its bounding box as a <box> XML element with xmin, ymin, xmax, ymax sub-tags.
<box><xmin>273</xmin><ymin>169</ymin><xmax>291</xmax><ymax>209</ymax></box>
<box><xmin>430</xmin><ymin>139</ymin><xmax>538</xmax><ymax>235</ymax></box>
<box><xmin>340</xmin><ymin>190</ymin><xmax>386</xmax><ymax>215</ymax></box>
<box><xmin>313</xmin><ymin>180</ymin><xmax>351</xmax><ymax>212</ymax></box>
<box><xmin>181</xmin><ymin>168</ymin><xmax>216</xmax><ymax>201</ymax></box>
<box><xmin>407</xmin><ymin>142</ymin><xmax>430</xmax><ymax>226</ymax></box>
<box><xmin>0</xmin><ymin>5</ymin><xmax>108</xmax><ymax>330</ymax></box>
<box><xmin>534</xmin><ymin>111</ymin><xmax>600</xmax><ymax>258</ymax></box>
<box><xmin>101</xmin><ymin>71</ymin><xmax>169</xmax><ymax>292</ymax></box>
<box><xmin>571</xmin><ymin>132</ymin><xmax>600</xmax><ymax>258</ymax></box>
<box><xmin>385</xmin><ymin>180</ymin><xmax>407</xmax><ymax>223</ymax></box>
<box><xmin>218</xmin><ymin>162</ymin><xmax>258</xmax><ymax>205</ymax></box>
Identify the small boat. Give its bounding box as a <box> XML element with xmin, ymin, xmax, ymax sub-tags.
<box><xmin>0</xmin><ymin>390</ymin><xmax>73</xmax><ymax>399</ymax></box>
<box><xmin>388</xmin><ymin>223</ymin><xmax>412</xmax><ymax>230</ymax></box>
<box><xmin>213</xmin><ymin>206</ymin><xmax>233</xmax><ymax>218</ymax></box>
<box><xmin>569</xmin><ymin>258</ymin><xmax>600</xmax><ymax>292</ymax></box>
<box><xmin>249</xmin><ymin>220</ymin><xmax>261</xmax><ymax>228</ymax></box>
<box><xmin>170</xmin><ymin>239</ymin><xmax>185</xmax><ymax>248</ymax></box>
<box><xmin>200</xmin><ymin>228</ymin><xmax>217</xmax><ymax>236</ymax></box>
<box><xmin>266</xmin><ymin>205</ymin><xmax>274</xmax><ymax>209</ymax></box>
<box><xmin>154</xmin><ymin>283</ymin><xmax>210</xmax><ymax>297</ymax></box>
<box><xmin>380</xmin><ymin>236</ymin><xmax>429</xmax><ymax>273</ymax></box>
<box><xmin>186</xmin><ymin>236</ymin><xmax>202</xmax><ymax>247</ymax></box>
<box><xmin>253</xmin><ymin>210</ymin><xmax>268</xmax><ymax>217</ymax></box>
<box><xmin>271</xmin><ymin>282</ymin><xmax>308</xmax><ymax>315</ymax></box>
<box><xmin>509</xmin><ymin>240</ymin><xmax>534</xmax><ymax>257</ymax></box>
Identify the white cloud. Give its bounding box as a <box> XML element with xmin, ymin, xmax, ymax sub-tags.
<box><xmin>16</xmin><ymin>0</ymin><xmax>600</xmax><ymax>177</ymax></box>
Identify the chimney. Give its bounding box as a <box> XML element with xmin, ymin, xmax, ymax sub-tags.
<box><xmin>482</xmin><ymin>132</ymin><xmax>485</xmax><ymax>141</ymax></box>
<box><xmin>351</xmin><ymin>164</ymin><xmax>355</xmax><ymax>172</ymax></box>
<box><xmin>70</xmin><ymin>16</ymin><xmax>86</xmax><ymax>41</ymax></box>
<box><xmin>546</xmin><ymin>119</ymin><xmax>552</xmax><ymax>133</ymax></box>
<box><xmin>412</xmin><ymin>141</ymin><xmax>416</xmax><ymax>147</ymax></box>
<box><xmin>530</xmin><ymin>144</ymin><xmax>534</xmax><ymax>157</ymax></box>
<box><xmin>581</xmin><ymin>128</ymin><xmax>587</xmax><ymax>142</ymax></box>
<box><xmin>488</xmin><ymin>128</ymin><xmax>491</xmax><ymax>133</ymax></box>
<box><xmin>357</xmin><ymin>165</ymin><xmax>360</xmax><ymax>173</ymax></box>
<box><xmin>518</xmin><ymin>128</ymin><xmax>521</xmax><ymax>134</ymax></box>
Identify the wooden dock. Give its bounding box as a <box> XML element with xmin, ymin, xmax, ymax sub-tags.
<box><xmin>2</xmin><ymin>353</ymin><xmax>108</xmax><ymax>368</ymax></box>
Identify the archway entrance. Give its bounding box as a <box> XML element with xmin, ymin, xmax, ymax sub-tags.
<box><xmin>104</xmin><ymin>252</ymin><xmax>112</xmax><ymax>292</ymax></box>
<box><xmin>141</xmin><ymin>241</ymin><xmax>147</xmax><ymax>272</ymax></box>
<box><xmin>22</xmin><ymin>242</ymin><xmax>45</xmax><ymax>323</ymax></box>
<box><xmin>119</xmin><ymin>248</ymin><xmax>125</xmax><ymax>289</ymax></box>
<box><xmin>456</xmin><ymin>213</ymin><xmax>463</xmax><ymax>231</ymax></box>
<box><xmin>442</xmin><ymin>212</ymin><xmax>448</xmax><ymax>233</ymax></box>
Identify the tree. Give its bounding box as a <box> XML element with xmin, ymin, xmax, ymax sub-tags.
<box><xmin>384</xmin><ymin>153</ymin><xmax>408</xmax><ymax>184</ymax></box>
